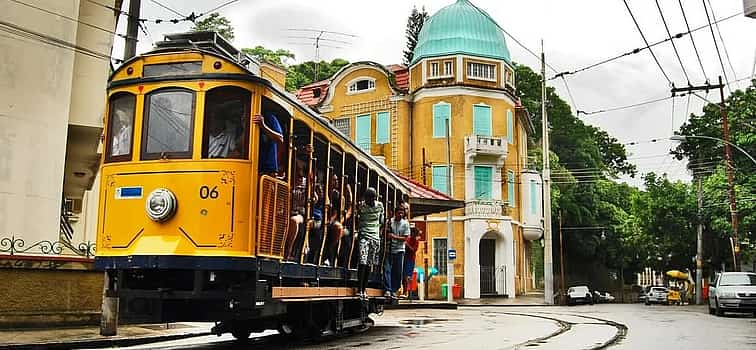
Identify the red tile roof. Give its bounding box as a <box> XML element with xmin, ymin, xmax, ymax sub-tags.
<box><xmin>295</xmin><ymin>80</ymin><xmax>329</xmax><ymax>107</ymax></box>
<box><xmin>386</xmin><ymin>64</ymin><xmax>409</xmax><ymax>91</ymax></box>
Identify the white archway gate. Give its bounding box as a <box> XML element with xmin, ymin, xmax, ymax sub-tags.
<box><xmin>464</xmin><ymin>219</ymin><xmax>516</xmax><ymax>299</ymax></box>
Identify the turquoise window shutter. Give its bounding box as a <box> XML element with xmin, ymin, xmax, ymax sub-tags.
<box><xmin>473</xmin><ymin>105</ymin><xmax>491</xmax><ymax>136</ymax></box>
<box><xmin>506</xmin><ymin>110</ymin><xmax>514</xmax><ymax>144</ymax></box>
<box><xmin>356</xmin><ymin>114</ymin><xmax>371</xmax><ymax>151</ymax></box>
<box><xmin>433</xmin><ymin>103</ymin><xmax>450</xmax><ymax>138</ymax></box>
<box><xmin>376</xmin><ymin>111</ymin><xmax>389</xmax><ymax>144</ymax></box>
<box><xmin>530</xmin><ymin>180</ymin><xmax>537</xmax><ymax>214</ymax></box>
<box><xmin>507</xmin><ymin>170</ymin><xmax>515</xmax><ymax>207</ymax></box>
<box><xmin>432</xmin><ymin>166</ymin><xmax>449</xmax><ymax>194</ymax></box>
<box><xmin>474</xmin><ymin>166</ymin><xmax>492</xmax><ymax>199</ymax></box>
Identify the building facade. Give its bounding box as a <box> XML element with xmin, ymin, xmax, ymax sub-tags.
<box><xmin>296</xmin><ymin>0</ymin><xmax>544</xmax><ymax>299</ymax></box>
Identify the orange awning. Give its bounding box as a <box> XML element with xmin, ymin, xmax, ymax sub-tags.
<box><xmin>393</xmin><ymin>171</ymin><xmax>465</xmax><ymax>218</ymax></box>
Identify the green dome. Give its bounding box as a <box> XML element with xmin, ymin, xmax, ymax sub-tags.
<box><xmin>411</xmin><ymin>0</ymin><xmax>510</xmax><ymax>65</ymax></box>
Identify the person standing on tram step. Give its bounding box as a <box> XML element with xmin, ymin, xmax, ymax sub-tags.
<box><xmin>402</xmin><ymin>227</ymin><xmax>419</xmax><ymax>298</ymax></box>
<box><xmin>356</xmin><ymin>187</ymin><xmax>384</xmax><ymax>300</ymax></box>
<box><xmin>384</xmin><ymin>206</ymin><xmax>409</xmax><ymax>298</ymax></box>
<box><xmin>253</xmin><ymin>113</ymin><xmax>284</xmax><ymax>176</ymax></box>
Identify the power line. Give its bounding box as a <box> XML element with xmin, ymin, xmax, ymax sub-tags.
<box><xmin>701</xmin><ymin>0</ymin><xmax>731</xmax><ymax>94</ymax></box>
<box><xmin>197</xmin><ymin>0</ymin><xmax>243</xmax><ymax>19</ymax></box>
<box><xmin>150</xmin><ymin>0</ymin><xmax>185</xmax><ymax>18</ymax></box>
<box><xmin>706</xmin><ymin>0</ymin><xmax>739</xmax><ymax>88</ymax></box>
<box><xmin>655</xmin><ymin>0</ymin><xmax>690</xmax><ymax>83</ymax></box>
<box><xmin>577</xmin><ymin>95</ymin><xmax>674</xmax><ymax>116</ymax></box>
<box><xmin>550</xmin><ymin>11</ymin><xmax>741</xmax><ymax>81</ymax></box>
<box><xmin>0</xmin><ymin>19</ymin><xmax>121</xmax><ymax>63</ymax></box>
<box><xmin>622</xmin><ymin>0</ymin><xmax>672</xmax><ymax>84</ymax></box>
<box><xmin>9</xmin><ymin>0</ymin><xmax>134</xmax><ymax>40</ymax></box>
<box><xmin>677</xmin><ymin>0</ymin><xmax>708</xmax><ymax>81</ymax></box>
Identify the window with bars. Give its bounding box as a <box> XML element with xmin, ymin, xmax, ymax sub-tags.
<box><xmin>444</xmin><ymin>61</ymin><xmax>453</xmax><ymax>76</ymax></box>
<box><xmin>467</xmin><ymin>62</ymin><xmax>496</xmax><ymax>80</ymax></box>
<box><xmin>433</xmin><ymin>238</ymin><xmax>448</xmax><ymax>275</ymax></box>
<box><xmin>333</xmin><ymin>117</ymin><xmax>351</xmax><ymax>137</ymax></box>
<box><xmin>430</xmin><ymin>62</ymin><xmax>440</xmax><ymax>77</ymax></box>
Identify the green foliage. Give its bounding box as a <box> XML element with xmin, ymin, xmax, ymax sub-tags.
<box><xmin>403</xmin><ymin>6</ymin><xmax>429</xmax><ymax>65</ymax></box>
<box><xmin>241</xmin><ymin>46</ymin><xmax>295</xmax><ymax>66</ymax></box>
<box><xmin>191</xmin><ymin>13</ymin><xmax>235</xmax><ymax>42</ymax></box>
<box><xmin>285</xmin><ymin>59</ymin><xmax>350</xmax><ymax>92</ymax></box>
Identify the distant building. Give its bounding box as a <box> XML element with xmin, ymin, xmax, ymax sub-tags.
<box><xmin>296</xmin><ymin>0</ymin><xmax>544</xmax><ymax>299</ymax></box>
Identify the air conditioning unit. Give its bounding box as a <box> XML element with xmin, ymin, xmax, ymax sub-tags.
<box><xmin>746</xmin><ymin>0</ymin><xmax>756</xmax><ymax>18</ymax></box>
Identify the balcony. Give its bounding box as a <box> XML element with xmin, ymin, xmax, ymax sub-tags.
<box><xmin>465</xmin><ymin>199</ymin><xmax>507</xmax><ymax>218</ymax></box>
<box><xmin>464</xmin><ymin>135</ymin><xmax>508</xmax><ymax>159</ymax></box>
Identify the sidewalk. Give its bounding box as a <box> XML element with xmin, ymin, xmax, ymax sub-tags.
<box><xmin>0</xmin><ymin>322</ymin><xmax>212</xmax><ymax>349</ymax></box>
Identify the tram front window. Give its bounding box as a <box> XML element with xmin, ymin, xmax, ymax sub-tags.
<box><xmin>106</xmin><ymin>93</ymin><xmax>136</xmax><ymax>162</ymax></box>
<box><xmin>203</xmin><ymin>87</ymin><xmax>250</xmax><ymax>159</ymax></box>
<box><xmin>142</xmin><ymin>89</ymin><xmax>194</xmax><ymax>159</ymax></box>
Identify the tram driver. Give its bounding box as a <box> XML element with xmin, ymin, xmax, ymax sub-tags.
<box><xmin>207</xmin><ymin>109</ymin><xmax>241</xmax><ymax>158</ymax></box>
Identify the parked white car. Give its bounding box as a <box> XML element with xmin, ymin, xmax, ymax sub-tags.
<box><xmin>708</xmin><ymin>272</ymin><xmax>756</xmax><ymax>316</ymax></box>
<box><xmin>567</xmin><ymin>286</ymin><xmax>594</xmax><ymax>305</ymax></box>
<box><xmin>645</xmin><ymin>286</ymin><xmax>668</xmax><ymax>305</ymax></box>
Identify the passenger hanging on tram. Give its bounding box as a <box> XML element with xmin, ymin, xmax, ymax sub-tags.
<box><xmin>338</xmin><ymin>179</ymin><xmax>354</xmax><ymax>268</ymax></box>
<box><xmin>306</xmin><ymin>182</ymin><xmax>324</xmax><ymax>264</ymax></box>
<box><xmin>357</xmin><ymin>187</ymin><xmax>384</xmax><ymax>299</ymax></box>
<box><xmin>285</xmin><ymin>142</ymin><xmax>312</xmax><ymax>261</ymax></box>
<box><xmin>324</xmin><ymin>173</ymin><xmax>350</xmax><ymax>266</ymax></box>
<box><xmin>253</xmin><ymin>113</ymin><xmax>284</xmax><ymax>176</ymax></box>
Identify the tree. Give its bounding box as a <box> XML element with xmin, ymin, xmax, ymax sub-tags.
<box><xmin>403</xmin><ymin>6</ymin><xmax>429</xmax><ymax>65</ymax></box>
<box><xmin>241</xmin><ymin>46</ymin><xmax>295</xmax><ymax>66</ymax></box>
<box><xmin>191</xmin><ymin>13</ymin><xmax>235</xmax><ymax>42</ymax></box>
<box><xmin>285</xmin><ymin>58</ymin><xmax>350</xmax><ymax>92</ymax></box>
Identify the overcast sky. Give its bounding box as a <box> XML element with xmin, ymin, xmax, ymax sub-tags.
<box><xmin>116</xmin><ymin>0</ymin><xmax>756</xmax><ymax>187</ymax></box>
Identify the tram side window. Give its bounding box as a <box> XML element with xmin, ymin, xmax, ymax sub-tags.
<box><xmin>142</xmin><ymin>89</ymin><xmax>194</xmax><ymax>159</ymax></box>
<box><xmin>203</xmin><ymin>87</ymin><xmax>250</xmax><ymax>159</ymax></box>
<box><xmin>106</xmin><ymin>93</ymin><xmax>136</xmax><ymax>162</ymax></box>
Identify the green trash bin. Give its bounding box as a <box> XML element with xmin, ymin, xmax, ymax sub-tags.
<box><xmin>441</xmin><ymin>283</ymin><xmax>448</xmax><ymax>298</ymax></box>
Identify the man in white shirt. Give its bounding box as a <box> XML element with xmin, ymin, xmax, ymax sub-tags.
<box><xmin>110</xmin><ymin>109</ymin><xmax>132</xmax><ymax>156</ymax></box>
<box><xmin>207</xmin><ymin>112</ymin><xmax>240</xmax><ymax>158</ymax></box>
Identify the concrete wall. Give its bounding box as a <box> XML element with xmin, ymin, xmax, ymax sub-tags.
<box><xmin>0</xmin><ymin>257</ymin><xmax>103</xmax><ymax>327</ymax></box>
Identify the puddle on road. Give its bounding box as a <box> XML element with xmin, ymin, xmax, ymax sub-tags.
<box><xmin>398</xmin><ymin>318</ymin><xmax>458</xmax><ymax>326</ymax></box>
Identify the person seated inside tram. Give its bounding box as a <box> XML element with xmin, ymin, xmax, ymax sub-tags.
<box><xmin>285</xmin><ymin>144</ymin><xmax>312</xmax><ymax>261</ymax></box>
<box><xmin>338</xmin><ymin>180</ymin><xmax>354</xmax><ymax>268</ymax></box>
<box><xmin>323</xmin><ymin>173</ymin><xmax>351</xmax><ymax>266</ymax></box>
<box><xmin>253</xmin><ymin>113</ymin><xmax>284</xmax><ymax>176</ymax></box>
<box><xmin>306</xmin><ymin>182</ymin><xmax>324</xmax><ymax>264</ymax></box>
<box><xmin>207</xmin><ymin>108</ymin><xmax>242</xmax><ymax>158</ymax></box>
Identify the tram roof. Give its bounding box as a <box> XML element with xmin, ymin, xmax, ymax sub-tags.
<box><xmin>393</xmin><ymin>172</ymin><xmax>465</xmax><ymax>218</ymax></box>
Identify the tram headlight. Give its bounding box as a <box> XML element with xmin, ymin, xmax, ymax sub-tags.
<box><xmin>145</xmin><ymin>188</ymin><xmax>177</xmax><ymax>222</ymax></box>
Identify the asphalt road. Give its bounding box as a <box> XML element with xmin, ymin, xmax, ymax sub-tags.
<box><xmin>93</xmin><ymin>303</ymin><xmax>756</xmax><ymax>350</ymax></box>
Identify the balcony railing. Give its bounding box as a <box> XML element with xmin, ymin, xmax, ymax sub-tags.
<box><xmin>464</xmin><ymin>135</ymin><xmax>508</xmax><ymax>158</ymax></box>
<box><xmin>465</xmin><ymin>199</ymin><xmax>507</xmax><ymax>217</ymax></box>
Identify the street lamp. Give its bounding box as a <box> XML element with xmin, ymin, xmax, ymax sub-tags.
<box><xmin>670</xmin><ymin>135</ymin><xmax>756</xmax><ymax>166</ymax></box>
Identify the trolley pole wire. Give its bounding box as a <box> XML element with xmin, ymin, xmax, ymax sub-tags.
<box><xmin>622</xmin><ymin>0</ymin><xmax>672</xmax><ymax>85</ymax></box>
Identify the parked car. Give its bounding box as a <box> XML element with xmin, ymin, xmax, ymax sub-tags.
<box><xmin>638</xmin><ymin>286</ymin><xmax>650</xmax><ymax>303</ymax></box>
<box><xmin>593</xmin><ymin>291</ymin><xmax>615</xmax><ymax>303</ymax></box>
<box><xmin>708</xmin><ymin>272</ymin><xmax>756</xmax><ymax>316</ymax></box>
<box><xmin>567</xmin><ymin>286</ymin><xmax>594</xmax><ymax>305</ymax></box>
<box><xmin>645</xmin><ymin>286</ymin><xmax>669</xmax><ymax>305</ymax></box>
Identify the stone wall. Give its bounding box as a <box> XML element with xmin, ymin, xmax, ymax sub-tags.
<box><xmin>0</xmin><ymin>256</ymin><xmax>103</xmax><ymax>328</ymax></box>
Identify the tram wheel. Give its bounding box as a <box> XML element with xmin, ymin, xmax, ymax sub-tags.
<box><xmin>231</xmin><ymin>326</ymin><xmax>251</xmax><ymax>340</ymax></box>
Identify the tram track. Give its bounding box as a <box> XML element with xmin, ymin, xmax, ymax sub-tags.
<box><xmin>474</xmin><ymin>310</ymin><xmax>627</xmax><ymax>350</ymax></box>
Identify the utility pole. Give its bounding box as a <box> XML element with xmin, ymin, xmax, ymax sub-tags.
<box><xmin>445</xmin><ymin>119</ymin><xmax>454</xmax><ymax>303</ymax></box>
<box><xmin>541</xmin><ymin>45</ymin><xmax>554</xmax><ymax>305</ymax></box>
<box><xmin>558</xmin><ymin>212</ymin><xmax>565</xmax><ymax>305</ymax></box>
<box><xmin>696</xmin><ymin>177</ymin><xmax>704</xmax><ymax>305</ymax></box>
<box><xmin>124</xmin><ymin>0</ymin><xmax>141</xmax><ymax>60</ymax></box>
<box><xmin>718</xmin><ymin>76</ymin><xmax>739</xmax><ymax>271</ymax></box>
<box><xmin>422</xmin><ymin>148</ymin><xmax>429</xmax><ymax>301</ymax></box>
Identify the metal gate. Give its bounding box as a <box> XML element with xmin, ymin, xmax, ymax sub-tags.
<box><xmin>480</xmin><ymin>266</ymin><xmax>497</xmax><ymax>295</ymax></box>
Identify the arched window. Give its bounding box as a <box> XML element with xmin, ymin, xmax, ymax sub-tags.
<box><xmin>105</xmin><ymin>92</ymin><xmax>136</xmax><ymax>162</ymax></box>
<box><xmin>347</xmin><ymin>78</ymin><xmax>375</xmax><ymax>94</ymax></box>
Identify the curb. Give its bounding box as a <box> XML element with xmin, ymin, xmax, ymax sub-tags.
<box><xmin>1</xmin><ymin>331</ymin><xmax>212</xmax><ymax>350</ymax></box>
<box><xmin>385</xmin><ymin>302</ymin><xmax>458</xmax><ymax>310</ymax></box>
<box><xmin>459</xmin><ymin>303</ymin><xmax>552</xmax><ymax>307</ymax></box>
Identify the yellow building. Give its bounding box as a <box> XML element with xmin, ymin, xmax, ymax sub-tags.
<box><xmin>296</xmin><ymin>0</ymin><xmax>543</xmax><ymax>299</ymax></box>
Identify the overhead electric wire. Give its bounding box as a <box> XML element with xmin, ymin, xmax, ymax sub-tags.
<box><xmin>655</xmin><ymin>0</ymin><xmax>690</xmax><ymax>83</ymax></box>
<box><xmin>706</xmin><ymin>0</ymin><xmax>739</xmax><ymax>87</ymax></box>
<box><xmin>577</xmin><ymin>95</ymin><xmax>673</xmax><ymax>116</ymax></box>
<box><xmin>550</xmin><ymin>11</ymin><xmax>741</xmax><ymax>81</ymax></box>
<box><xmin>701</xmin><ymin>0</ymin><xmax>731</xmax><ymax>93</ymax></box>
<box><xmin>197</xmin><ymin>0</ymin><xmax>242</xmax><ymax>18</ymax></box>
<box><xmin>9</xmin><ymin>0</ymin><xmax>134</xmax><ymax>40</ymax></box>
<box><xmin>622</xmin><ymin>0</ymin><xmax>672</xmax><ymax>84</ymax></box>
<box><xmin>0</xmin><ymin>19</ymin><xmax>120</xmax><ymax>62</ymax></box>
<box><xmin>150</xmin><ymin>0</ymin><xmax>186</xmax><ymax>18</ymax></box>
<box><xmin>677</xmin><ymin>0</ymin><xmax>708</xmax><ymax>81</ymax></box>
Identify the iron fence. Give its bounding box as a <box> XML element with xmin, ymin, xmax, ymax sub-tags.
<box><xmin>0</xmin><ymin>235</ymin><xmax>96</xmax><ymax>258</ymax></box>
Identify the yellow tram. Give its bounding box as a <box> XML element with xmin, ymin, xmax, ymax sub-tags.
<box><xmin>94</xmin><ymin>32</ymin><xmax>413</xmax><ymax>338</ymax></box>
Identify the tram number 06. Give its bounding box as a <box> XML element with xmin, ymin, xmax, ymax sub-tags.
<box><xmin>199</xmin><ymin>185</ymin><xmax>219</xmax><ymax>199</ymax></box>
